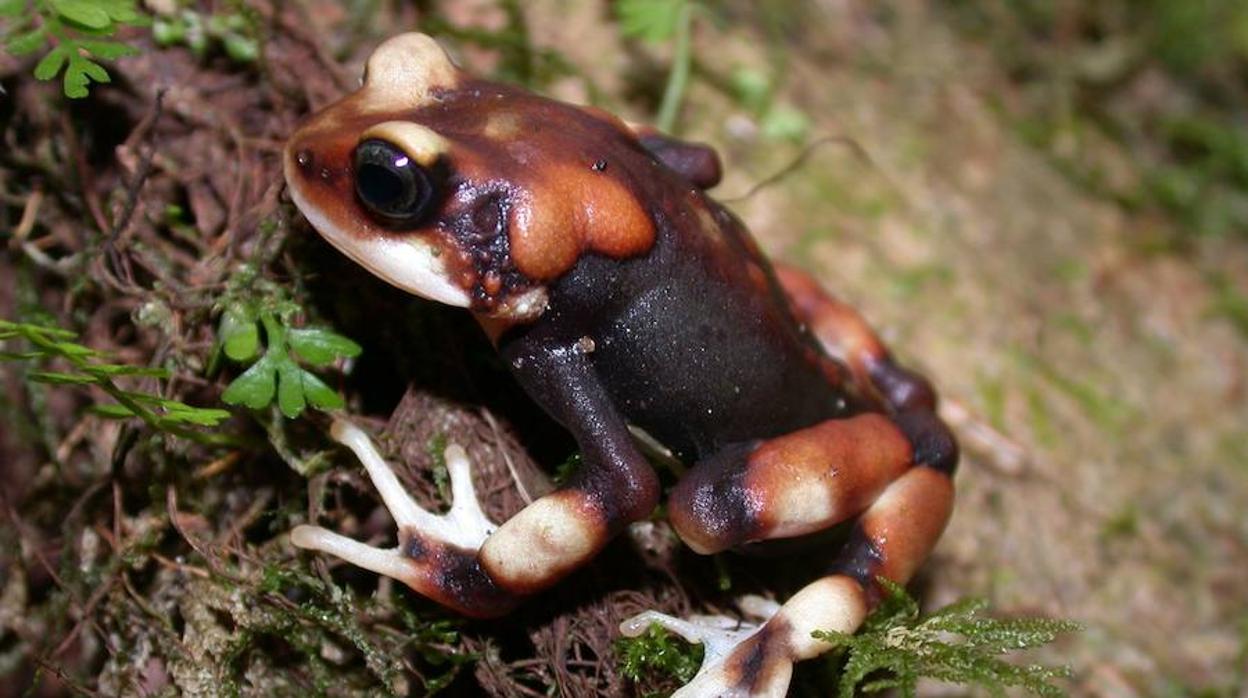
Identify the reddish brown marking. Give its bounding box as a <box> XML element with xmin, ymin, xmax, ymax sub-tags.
<box><xmin>856</xmin><ymin>467</ymin><xmax>954</xmax><ymax>584</ymax></box>
<box><xmin>577</xmin><ymin>104</ymin><xmax>636</xmax><ymax>136</ymax></box>
<box><xmin>507</xmin><ymin>161</ymin><xmax>655</xmax><ymax>279</ymax></box>
<box><xmin>774</xmin><ymin>262</ymin><xmax>938</xmax><ymax>412</ymax></box>
<box><xmin>723</xmin><ymin>619</ymin><xmax>793</xmax><ymax>694</ymax></box>
<box><xmin>775</xmin><ymin>264</ymin><xmax>883</xmax><ymax>383</ymax></box>
<box><xmin>669</xmin><ymin>415</ymin><xmax>913</xmax><ymax>553</ymax></box>
<box><xmin>747</xmin><ymin>413</ymin><xmax>913</xmax><ymax>538</ymax></box>
<box><xmin>397</xmin><ymin>531</ymin><xmax>518</xmax><ymax>618</ymax></box>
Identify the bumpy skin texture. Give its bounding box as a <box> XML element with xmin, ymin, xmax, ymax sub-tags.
<box><xmin>285</xmin><ymin>34</ymin><xmax>958</xmax><ymax>697</ymax></box>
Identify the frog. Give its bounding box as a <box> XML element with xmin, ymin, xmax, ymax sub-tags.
<box><xmin>283</xmin><ymin>33</ymin><xmax>958</xmax><ymax>698</ymax></box>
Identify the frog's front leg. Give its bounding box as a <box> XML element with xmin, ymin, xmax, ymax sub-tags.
<box><xmin>293</xmin><ymin>331</ymin><xmax>659</xmax><ymax>618</ymax></box>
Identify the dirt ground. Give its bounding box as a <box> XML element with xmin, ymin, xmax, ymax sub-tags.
<box><xmin>1</xmin><ymin>1</ymin><xmax>1246</xmax><ymax>696</ymax></box>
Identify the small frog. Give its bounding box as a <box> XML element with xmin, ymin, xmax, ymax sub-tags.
<box><xmin>285</xmin><ymin>34</ymin><xmax>957</xmax><ymax>697</ymax></box>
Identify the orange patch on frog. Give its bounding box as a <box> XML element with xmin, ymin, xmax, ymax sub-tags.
<box><xmin>507</xmin><ymin>161</ymin><xmax>655</xmax><ymax>280</ymax></box>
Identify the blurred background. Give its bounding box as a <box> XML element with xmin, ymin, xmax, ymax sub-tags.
<box><xmin>1</xmin><ymin>1</ymin><xmax>1246</xmax><ymax>695</ymax></box>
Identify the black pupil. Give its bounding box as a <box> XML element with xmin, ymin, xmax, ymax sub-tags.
<box><xmin>357</xmin><ymin>161</ymin><xmax>406</xmax><ymax>209</ymax></box>
<box><xmin>353</xmin><ymin>139</ymin><xmax>435</xmax><ymax>227</ymax></box>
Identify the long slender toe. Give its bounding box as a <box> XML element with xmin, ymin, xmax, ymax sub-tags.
<box><xmin>290</xmin><ymin>525</ymin><xmax>418</xmax><ymax>582</ymax></box>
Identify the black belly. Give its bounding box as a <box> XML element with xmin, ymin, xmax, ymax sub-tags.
<box><xmin>539</xmin><ymin>192</ymin><xmax>857</xmax><ymax>463</ymax></box>
<box><xmin>588</xmin><ymin>263</ymin><xmax>852</xmax><ymax>462</ymax></box>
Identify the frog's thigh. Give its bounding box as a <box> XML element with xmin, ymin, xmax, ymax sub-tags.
<box><xmin>746</xmin><ymin>466</ymin><xmax>954</xmax><ymax>686</ymax></box>
<box><xmin>773</xmin><ymin>262</ymin><xmax>936</xmax><ymax>412</ymax></box>
<box><xmin>669</xmin><ymin>413</ymin><xmax>914</xmax><ymax>554</ymax></box>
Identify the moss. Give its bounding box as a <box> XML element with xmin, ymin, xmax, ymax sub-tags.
<box><xmin>616</xmin><ymin>623</ymin><xmax>705</xmax><ymax>692</ymax></box>
<box><xmin>813</xmin><ymin>579</ymin><xmax>1080</xmax><ymax>697</ymax></box>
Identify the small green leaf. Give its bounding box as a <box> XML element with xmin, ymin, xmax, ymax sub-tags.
<box><xmin>119</xmin><ymin>391</ymin><xmax>167</xmax><ymax>406</ymax></box>
<box><xmin>184</xmin><ymin>11</ymin><xmax>208</xmax><ymax>56</ymax></box>
<box><xmin>51</xmin><ymin>340</ymin><xmax>97</xmax><ymax>357</ymax></box>
<box><xmin>33</xmin><ymin>45</ymin><xmax>68</xmax><ymax>81</ymax></box>
<box><xmin>729</xmin><ymin>67</ymin><xmax>771</xmax><ymax>113</ymax></box>
<box><xmin>809</xmin><ymin>579</ymin><xmax>1079</xmax><ymax>698</ymax></box>
<box><xmin>75</xmin><ymin>55</ymin><xmax>109</xmax><ymax>82</ymax></box>
<box><xmin>220</xmin><ymin>305</ymin><xmax>260</xmax><ymax>362</ymax></box>
<box><xmin>28</xmin><ymin>370</ymin><xmax>95</xmax><ymax>385</ymax></box>
<box><xmin>287</xmin><ymin>328</ymin><xmax>361</xmax><ymax>366</ymax></box>
<box><xmin>82</xmin><ymin>363</ymin><xmax>168</xmax><ymax>378</ymax></box>
<box><xmin>51</xmin><ymin>0</ymin><xmax>111</xmax><ymax>29</ymax></box>
<box><xmin>221</xmin><ymin>32</ymin><xmax>258</xmax><ymax>63</ymax></box>
<box><xmin>91</xmin><ymin>403</ymin><xmax>138</xmax><ymax>419</ymax></box>
<box><xmin>0</xmin><ymin>320</ymin><xmax>76</xmax><ymax>339</ymax></box>
<box><xmin>299</xmin><ymin>369</ymin><xmax>344</xmax><ymax>411</ymax></box>
<box><xmin>221</xmin><ymin>354</ymin><xmax>277</xmax><ymax>409</ymax></box>
<box><xmin>151</xmin><ymin>17</ymin><xmax>186</xmax><ymax>45</ymax></box>
<box><xmin>63</xmin><ymin>72</ymin><xmax>89</xmax><ymax>98</ymax></box>
<box><xmin>276</xmin><ymin>361</ymin><xmax>307</xmax><ymax>418</ymax></box>
<box><xmin>5</xmin><ymin>27</ymin><xmax>46</xmax><ymax>56</ymax></box>
<box><xmin>97</xmin><ymin>0</ymin><xmax>139</xmax><ymax>23</ymax></box>
<box><xmin>62</xmin><ymin>54</ymin><xmax>110</xmax><ymax>98</ymax></box>
<box><xmin>79</xmin><ymin>40</ymin><xmax>140</xmax><ymax>60</ymax></box>
<box><xmin>162</xmin><ymin>404</ymin><xmax>230</xmax><ymax>426</ymax></box>
<box><xmin>760</xmin><ymin>104</ymin><xmax>811</xmax><ymax>143</ymax></box>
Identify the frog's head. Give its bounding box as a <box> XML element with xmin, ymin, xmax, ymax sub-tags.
<box><xmin>284</xmin><ymin>33</ymin><xmax>656</xmax><ymax>321</ymax></box>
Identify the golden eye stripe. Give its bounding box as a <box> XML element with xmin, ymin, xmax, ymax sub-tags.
<box><xmin>359</xmin><ymin>122</ymin><xmax>449</xmax><ymax>168</ymax></box>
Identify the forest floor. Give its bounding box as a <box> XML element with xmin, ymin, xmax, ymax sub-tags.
<box><xmin>1</xmin><ymin>1</ymin><xmax>1246</xmax><ymax>696</ymax></box>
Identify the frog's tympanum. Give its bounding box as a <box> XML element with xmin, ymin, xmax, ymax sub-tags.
<box><xmin>285</xmin><ymin>34</ymin><xmax>958</xmax><ymax>697</ymax></box>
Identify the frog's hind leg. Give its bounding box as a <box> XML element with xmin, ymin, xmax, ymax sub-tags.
<box><xmin>291</xmin><ymin>419</ymin><xmax>517</xmax><ymax>618</ymax></box>
<box><xmin>629</xmin><ymin>452</ymin><xmax>954</xmax><ymax>697</ymax></box>
<box><xmin>635</xmin><ymin>260</ymin><xmax>960</xmax><ymax>696</ymax></box>
<box><xmin>773</xmin><ymin>262</ymin><xmax>937</xmax><ymax>413</ymax></box>
<box><xmin>633</xmin><ymin>417</ymin><xmax>953</xmax><ymax>694</ymax></box>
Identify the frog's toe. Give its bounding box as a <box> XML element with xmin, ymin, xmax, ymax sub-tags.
<box><xmin>291</xmin><ymin>524</ymin><xmax>419</xmax><ymax>581</ymax></box>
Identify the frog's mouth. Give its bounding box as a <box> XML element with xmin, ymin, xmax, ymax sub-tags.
<box><xmin>283</xmin><ymin>147</ymin><xmax>472</xmax><ymax>309</ymax></box>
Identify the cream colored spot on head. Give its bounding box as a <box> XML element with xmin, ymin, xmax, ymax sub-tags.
<box><xmin>483</xmin><ymin>111</ymin><xmax>523</xmax><ymax>140</ymax></box>
<box><xmin>361</xmin><ymin>121</ymin><xmax>449</xmax><ymax>167</ymax></box>
<box><xmin>360</xmin><ymin>33</ymin><xmax>459</xmax><ymax>111</ymax></box>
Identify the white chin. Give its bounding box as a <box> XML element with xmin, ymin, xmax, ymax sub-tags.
<box><xmin>287</xmin><ymin>185</ymin><xmax>471</xmax><ymax>308</ymax></box>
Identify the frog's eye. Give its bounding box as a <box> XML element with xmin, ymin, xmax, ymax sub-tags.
<box><xmin>353</xmin><ymin>139</ymin><xmax>439</xmax><ymax>227</ymax></box>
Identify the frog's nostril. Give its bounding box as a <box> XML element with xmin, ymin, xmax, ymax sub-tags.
<box><xmin>295</xmin><ymin>149</ymin><xmax>314</xmax><ymax>171</ymax></box>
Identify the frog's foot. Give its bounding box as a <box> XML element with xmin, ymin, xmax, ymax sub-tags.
<box><xmin>292</xmin><ymin>419</ymin><xmax>513</xmax><ymax>617</ymax></box>
<box><xmin>621</xmin><ymin>578</ymin><xmax>868</xmax><ymax>698</ymax></box>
